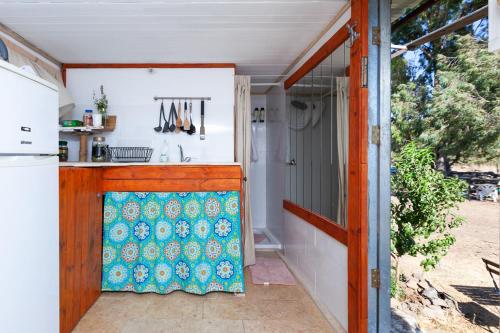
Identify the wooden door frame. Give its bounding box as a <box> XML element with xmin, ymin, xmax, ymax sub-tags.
<box><xmin>283</xmin><ymin>0</ymin><xmax>372</xmax><ymax>330</ymax></box>
<box><xmin>347</xmin><ymin>0</ymin><xmax>369</xmax><ymax>331</ymax></box>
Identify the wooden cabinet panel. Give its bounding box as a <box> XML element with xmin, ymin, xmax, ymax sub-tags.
<box><xmin>59</xmin><ymin>168</ymin><xmax>102</xmax><ymax>333</ymax></box>
<box><xmin>101</xmin><ymin>165</ymin><xmax>242</xmax><ymax>192</ymax></box>
<box><xmin>102</xmin><ymin>178</ymin><xmax>241</xmax><ymax>192</ymax></box>
<box><xmin>102</xmin><ymin>165</ymin><xmax>242</xmax><ymax>180</ymax></box>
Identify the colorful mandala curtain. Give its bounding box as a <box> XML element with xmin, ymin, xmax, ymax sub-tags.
<box><xmin>102</xmin><ymin>191</ymin><xmax>244</xmax><ymax>295</ymax></box>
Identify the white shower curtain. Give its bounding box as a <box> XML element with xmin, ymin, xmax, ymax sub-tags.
<box><xmin>234</xmin><ymin>76</ymin><xmax>255</xmax><ymax>267</ymax></box>
<box><xmin>336</xmin><ymin>77</ymin><xmax>349</xmax><ymax>226</ymax></box>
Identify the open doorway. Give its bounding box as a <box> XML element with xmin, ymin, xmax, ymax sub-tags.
<box><xmin>389</xmin><ymin>1</ymin><xmax>499</xmax><ymax>332</ymax></box>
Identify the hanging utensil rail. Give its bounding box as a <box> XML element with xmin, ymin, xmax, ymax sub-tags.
<box><xmin>153</xmin><ymin>96</ymin><xmax>211</xmax><ymax>101</ymax></box>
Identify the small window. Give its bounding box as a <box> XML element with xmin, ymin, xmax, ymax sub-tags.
<box><xmin>286</xmin><ymin>40</ymin><xmax>350</xmax><ymax>227</ymax></box>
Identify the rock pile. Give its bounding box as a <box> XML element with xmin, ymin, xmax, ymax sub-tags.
<box><xmin>391</xmin><ymin>274</ymin><xmax>459</xmax><ymax>332</ymax></box>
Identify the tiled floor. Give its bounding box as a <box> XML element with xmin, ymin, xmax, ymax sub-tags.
<box><xmin>253</xmin><ymin>230</ymin><xmax>282</xmax><ymax>250</ymax></box>
<box><xmin>73</xmin><ymin>251</ymin><xmax>334</xmax><ymax>333</ymax></box>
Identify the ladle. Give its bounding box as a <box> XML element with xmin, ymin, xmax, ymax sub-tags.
<box><xmin>169</xmin><ymin>101</ymin><xmax>179</xmax><ymax>132</ymax></box>
<box><xmin>154</xmin><ymin>101</ymin><xmax>165</xmax><ymax>132</ymax></box>
<box><xmin>163</xmin><ymin>102</ymin><xmax>175</xmax><ymax>133</ymax></box>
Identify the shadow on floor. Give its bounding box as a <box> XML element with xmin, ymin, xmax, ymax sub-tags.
<box><xmin>451</xmin><ymin>285</ymin><xmax>499</xmax><ymax>306</ymax></box>
<box><xmin>455</xmin><ymin>301</ymin><xmax>499</xmax><ymax>332</ymax></box>
<box><xmin>452</xmin><ymin>285</ymin><xmax>499</xmax><ymax>331</ymax></box>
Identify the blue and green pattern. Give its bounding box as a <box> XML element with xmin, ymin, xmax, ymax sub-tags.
<box><xmin>102</xmin><ymin>191</ymin><xmax>244</xmax><ymax>295</ymax></box>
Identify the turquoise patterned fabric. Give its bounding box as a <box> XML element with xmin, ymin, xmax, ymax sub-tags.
<box><xmin>102</xmin><ymin>191</ymin><xmax>244</xmax><ymax>295</ymax></box>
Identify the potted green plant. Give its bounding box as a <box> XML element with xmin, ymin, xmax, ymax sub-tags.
<box><xmin>93</xmin><ymin>85</ymin><xmax>108</xmax><ymax>127</ymax></box>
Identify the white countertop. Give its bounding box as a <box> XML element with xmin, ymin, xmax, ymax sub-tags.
<box><xmin>59</xmin><ymin>162</ymin><xmax>241</xmax><ymax>167</ymax></box>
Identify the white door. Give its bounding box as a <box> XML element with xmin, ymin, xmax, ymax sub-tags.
<box><xmin>0</xmin><ymin>156</ymin><xmax>59</xmax><ymax>333</ymax></box>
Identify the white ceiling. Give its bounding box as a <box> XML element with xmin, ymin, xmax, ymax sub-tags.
<box><xmin>0</xmin><ymin>0</ymin><xmax>349</xmax><ymax>93</ymax></box>
<box><xmin>391</xmin><ymin>0</ymin><xmax>422</xmax><ymax>22</ymax></box>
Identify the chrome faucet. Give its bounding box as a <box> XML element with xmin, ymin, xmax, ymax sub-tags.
<box><xmin>178</xmin><ymin>145</ymin><xmax>191</xmax><ymax>163</ymax></box>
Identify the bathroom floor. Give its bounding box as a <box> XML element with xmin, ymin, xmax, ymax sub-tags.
<box><xmin>253</xmin><ymin>230</ymin><xmax>282</xmax><ymax>250</ymax></box>
<box><xmin>73</xmin><ymin>251</ymin><xmax>334</xmax><ymax>333</ymax></box>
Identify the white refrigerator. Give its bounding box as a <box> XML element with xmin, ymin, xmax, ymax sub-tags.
<box><xmin>0</xmin><ymin>60</ymin><xmax>59</xmax><ymax>332</ymax></box>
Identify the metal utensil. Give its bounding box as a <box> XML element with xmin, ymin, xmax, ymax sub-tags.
<box><xmin>200</xmin><ymin>100</ymin><xmax>205</xmax><ymax>140</ymax></box>
<box><xmin>188</xmin><ymin>102</ymin><xmax>195</xmax><ymax>134</ymax></box>
<box><xmin>163</xmin><ymin>102</ymin><xmax>175</xmax><ymax>133</ymax></box>
<box><xmin>154</xmin><ymin>101</ymin><xmax>165</xmax><ymax>132</ymax></box>
<box><xmin>170</xmin><ymin>101</ymin><xmax>179</xmax><ymax>132</ymax></box>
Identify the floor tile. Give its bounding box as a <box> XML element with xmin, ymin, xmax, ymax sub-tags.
<box><xmin>83</xmin><ymin>292</ymin><xmax>154</xmax><ymax>321</ymax></box>
<box><xmin>244</xmin><ymin>282</ymin><xmax>308</xmax><ymax>301</ymax></box>
<box><xmin>121</xmin><ymin>319</ymin><xmax>244</xmax><ymax>333</ymax></box>
<box><xmin>243</xmin><ymin>319</ymin><xmax>333</xmax><ymax>333</ymax></box>
<box><xmin>72</xmin><ymin>313</ymin><xmax>124</xmax><ymax>333</ymax></box>
<box><xmin>73</xmin><ymin>251</ymin><xmax>334</xmax><ymax>333</ymax></box>
<box><xmin>146</xmin><ymin>294</ymin><xmax>203</xmax><ymax>319</ymax></box>
<box><xmin>121</xmin><ymin>319</ymin><xmax>166</xmax><ymax>333</ymax></box>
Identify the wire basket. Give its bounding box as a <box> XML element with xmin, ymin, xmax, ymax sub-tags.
<box><xmin>107</xmin><ymin>147</ymin><xmax>153</xmax><ymax>163</ymax></box>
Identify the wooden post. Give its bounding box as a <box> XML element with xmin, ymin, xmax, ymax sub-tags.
<box><xmin>79</xmin><ymin>134</ymin><xmax>88</xmax><ymax>162</ymax></box>
<box><xmin>348</xmin><ymin>0</ymin><xmax>369</xmax><ymax>331</ymax></box>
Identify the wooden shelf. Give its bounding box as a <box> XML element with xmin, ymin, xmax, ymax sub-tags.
<box><xmin>59</xmin><ymin>125</ymin><xmax>115</xmax><ymax>162</ymax></box>
<box><xmin>59</xmin><ymin>126</ymin><xmax>111</xmax><ymax>134</ymax></box>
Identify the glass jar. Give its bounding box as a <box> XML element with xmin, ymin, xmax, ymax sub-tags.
<box><xmin>83</xmin><ymin>109</ymin><xmax>93</xmax><ymax>127</ymax></box>
<box><xmin>59</xmin><ymin>140</ymin><xmax>68</xmax><ymax>162</ymax></box>
<box><xmin>91</xmin><ymin>136</ymin><xmax>107</xmax><ymax>162</ymax></box>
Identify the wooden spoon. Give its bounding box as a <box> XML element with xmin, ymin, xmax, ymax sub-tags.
<box><xmin>175</xmin><ymin>100</ymin><xmax>182</xmax><ymax>133</ymax></box>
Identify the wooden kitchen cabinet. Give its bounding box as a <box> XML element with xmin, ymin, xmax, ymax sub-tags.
<box><xmin>59</xmin><ymin>168</ymin><xmax>102</xmax><ymax>333</ymax></box>
<box><xmin>58</xmin><ymin>164</ymin><xmax>242</xmax><ymax>332</ymax></box>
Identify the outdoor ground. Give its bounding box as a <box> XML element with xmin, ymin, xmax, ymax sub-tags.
<box><xmin>399</xmin><ymin>200</ymin><xmax>500</xmax><ymax>332</ymax></box>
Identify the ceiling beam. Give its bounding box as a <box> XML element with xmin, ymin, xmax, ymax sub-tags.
<box><xmin>0</xmin><ymin>22</ymin><xmax>61</xmax><ymax>67</ymax></box>
<box><xmin>391</xmin><ymin>5</ymin><xmax>488</xmax><ymax>58</ymax></box>
<box><xmin>407</xmin><ymin>5</ymin><xmax>488</xmax><ymax>49</ymax></box>
<box><xmin>391</xmin><ymin>0</ymin><xmax>440</xmax><ymax>32</ymax></box>
<box><xmin>284</xmin><ymin>23</ymin><xmax>349</xmax><ymax>89</ymax></box>
<box><xmin>264</xmin><ymin>1</ymin><xmax>351</xmax><ymax>94</ymax></box>
<box><xmin>62</xmin><ymin>63</ymin><xmax>235</xmax><ymax>69</ymax></box>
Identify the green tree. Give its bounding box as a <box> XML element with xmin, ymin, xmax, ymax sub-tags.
<box><xmin>391</xmin><ymin>56</ymin><xmax>410</xmax><ymax>90</ymax></box>
<box><xmin>425</xmin><ymin>36</ymin><xmax>500</xmax><ymax>171</ymax></box>
<box><xmin>391</xmin><ymin>36</ymin><xmax>500</xmax><ymax>171</ymax></box>
<box><xmin>391</xmin><ymin>82</ymin><xmax>425</xmax><ymax>153</ymax></box>
<box><xmin>391</xmin><ymin>143</ymin><xmax>467</xmax><ymax>276</ymax></box>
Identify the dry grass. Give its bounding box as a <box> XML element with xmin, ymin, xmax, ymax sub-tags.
<box><xmin>399</xmin><ymin>200</ymin><xmax>500</xmax><ymax>333</ymax></box>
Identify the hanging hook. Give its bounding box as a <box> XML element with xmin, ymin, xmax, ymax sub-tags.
<box><xmin>345</xmin><ymin>22</ymin><xmax>359</xmax><ymax>48</ymax></box>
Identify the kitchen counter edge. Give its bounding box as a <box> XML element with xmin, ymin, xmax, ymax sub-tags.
<box><xmin>60</xmin><ymin>162</ymin><xmax>242</xmax><ymax>168</ymax></box>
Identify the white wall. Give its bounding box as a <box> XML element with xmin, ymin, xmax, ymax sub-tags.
<box><xmin>265</xmin><ymin>86</ymin><xmax>286</xmax><ymax>243</ymax></box>
<box><xmin>266</xmin><ymin>85</ymin><xmax>348</xmax><ymax>331</ymax></box>
<box><xmin>265</xmin><ymin>8</ymin><xmax>351</xmax><ymax>331</ymax></box>
<box><xmin>63</xmin><ymin>67</ymin><xmax>235</xmax><ymax>163</ymax></box>
<box><xmin>282</xmin><ymin>211</ymin><xmax>348</xmax><ymax>331</ymax></box>
<box><xmin>250</xmin><ymin>94</ymin><xmax>267</xmax><ymax>230</ymax></box>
